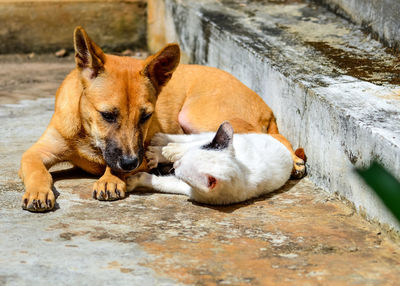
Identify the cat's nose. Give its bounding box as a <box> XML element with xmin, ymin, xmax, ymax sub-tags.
<box><xmin>173</xmin><ymin>160</ymin><xmax>181</xmax><ymax>169</ymax></box>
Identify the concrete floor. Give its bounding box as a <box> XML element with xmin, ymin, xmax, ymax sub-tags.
<box><xmin>1</xmin><ymin>55</ymin><xmax>400</xmax><ymax>285</ymax></box>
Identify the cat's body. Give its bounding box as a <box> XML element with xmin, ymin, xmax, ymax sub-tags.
<box><xmin>127</xmin><ymin>122</ymin><xmax>293</xmax><ymax>205</ymax></box>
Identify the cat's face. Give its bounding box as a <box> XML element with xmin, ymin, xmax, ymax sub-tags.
<box><xmin>174</xmin><ymin>122</ymin><xmax>238</xmax><ymax>194</ymax></box>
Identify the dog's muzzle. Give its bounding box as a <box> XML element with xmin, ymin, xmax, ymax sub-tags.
<box><xmin>104</xmin><ymin>138</ymin><xmax>143</xmax><ymax>172</ymax></box>
<box><xmin>118</xmin><ymin>155</ymin><xmax>141</xmax><ymax>172</ymax></box>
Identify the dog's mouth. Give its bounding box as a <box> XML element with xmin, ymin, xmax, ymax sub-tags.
<box><xmin>105</xmin><ymin>154</ymin><xmax>143</xmax><ymax>173</ymax></box>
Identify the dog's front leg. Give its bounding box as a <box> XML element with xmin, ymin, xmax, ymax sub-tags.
<box><xmin>20</xmin><ymin>130</ymin><xmax>66</xmax><ymax>211</ymax></box>
<box><xmin>92</xmin><ymin>166</ymin><xmax>126</xmax><ymax>201</ymax></box>
<box><xmin>20</xmin><ymin>150</ymin><xmax>57</xmax><ymax>211</ymax></box>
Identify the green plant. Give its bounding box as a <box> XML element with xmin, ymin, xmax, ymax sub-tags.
<box><xmin>356</xmin><ymin>161</ymin><xmax>400</xmax><ymax>222</ymax></box>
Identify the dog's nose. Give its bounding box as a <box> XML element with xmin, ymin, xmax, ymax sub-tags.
<box><xmin>119</xmin><ymin>156</ymin><xmax>140</xmax><ymax>171</ymax></box>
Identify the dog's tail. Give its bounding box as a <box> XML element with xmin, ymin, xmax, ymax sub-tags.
<box><xmin>295</xmin><ymin>147</ymin><xmax>307</xmax><ymax>163</ymax></box>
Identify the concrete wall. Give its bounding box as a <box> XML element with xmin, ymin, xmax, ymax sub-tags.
<box><xmin>0</xmin><ymin>0</ymin><xmax>147</xmax><ymax>53</ymax></box>
<box><xmin>315</xmin><ymin>0</ymin><xmax>400</xmax><ymax>51</ymax></box>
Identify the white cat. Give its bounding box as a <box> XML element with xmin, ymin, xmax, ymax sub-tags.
<box><xmin>127</xmin><ymin>122</ymin><xmax>293</xmax><ymax>205</ymax></box>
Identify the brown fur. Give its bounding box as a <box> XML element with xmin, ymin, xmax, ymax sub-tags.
<box><xmin>19</xmin><ymin>27</ymin><xmax>305</xmax><ymax>211</ymax></box>
<box><xmin>295</xmin><ymin>148</ymin><xmax>307</xmax><ymax>162</ymax></box>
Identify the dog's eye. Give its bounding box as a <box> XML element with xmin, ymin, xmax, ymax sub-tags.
<box><xmin>140</xmin><ymin>112</ymin><xmax>153</xmax><ymax>123</ymax></box>
<box><xmin>100</xmin><ymin>111</ymin><xmax>117</xmax><ymax>123</ymax></box>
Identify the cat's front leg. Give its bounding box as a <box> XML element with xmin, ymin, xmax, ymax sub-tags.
<box><xmin>127</xmin><ymin>172</ymin><xmax>192</xmax><ymax>196</ymax></box>
<box><xmin>161</xmin><ymin>142</ymin><xmax>194</xmax><ymax>162</ymax></box>
<box><xmin>151</xmin><ymin>133</ymin><xmax>192</xmax><ymax>146</ymax></box>
<box><xmin>151</xmin><ymin>133</ymin><xmax>212</xmax><ymax>146</ymax></box>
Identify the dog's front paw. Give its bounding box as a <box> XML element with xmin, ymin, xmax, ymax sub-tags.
<box><xmin>92</xmin><ymin>174</ymin><xmax>126</xmax><ymax>201</ymax></box>
<box><xmin>22</xmin><ymin>187</ymin><xmax>55</xmax><ymax>211</ymax></box>
<box><xmin>150</xmin><ymin>133</ymin><xmax>171</xmax><ymax>146</ymax></box>
<box><xmin>146</xmin><ymin>146</ymin><xmax>163</xmax><ymax>169</ymax></box>
<box><xmin>126</xmin><ymin>172</ymin><xmax>152</xmax><ymax>191</ymax></box>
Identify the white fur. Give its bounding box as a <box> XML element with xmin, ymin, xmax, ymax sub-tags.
<box><xmin>127</xmin><ymin>131</ymin><xmax>293</xmax><ymax>205</ymax></box>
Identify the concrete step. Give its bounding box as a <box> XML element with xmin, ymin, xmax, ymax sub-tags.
<box><xmin>0</xmin><ymin>0</ymin><xmax>147</xmax><ymax>53</ymax></box>
<box><xmin>316</xmin><ymin>0</ymin><xmax>400</xmax><ymax>51</ymax></box>
<box><xmin>148</xmin><ymin>0</ymin><xmax>400</xmax><ymax>233</ymax></box>
<box><xmin>0</xmin><ymin>56</ymin><xmax>399</xmax><ymax>284</ymax></box>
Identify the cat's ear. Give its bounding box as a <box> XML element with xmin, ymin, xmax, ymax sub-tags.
<box><xmin>207</xmin><ymin>175</ymin><xmax>218</xmax><ymax>190</ymax></box>
<box><xmin>202</xmin><ymin>121</ymin><xmax>234</xmax><ymax>150</ymax></box>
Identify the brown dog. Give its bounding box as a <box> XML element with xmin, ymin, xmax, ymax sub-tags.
<box><xmin>19</xmin><ymin>27</ymin><xmax>305</xmax><ymax>211</ymax></box>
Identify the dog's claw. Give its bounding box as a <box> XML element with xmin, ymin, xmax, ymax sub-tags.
<box><xmin>21</xmin><ymin>188</ymin><xmax>55</xmax><ymax>212</ymax></box>
<box><xmin>31</xmin><ymin>199</ymin><xmax>38</xmax><ymax>210</ymax></box>
<box><xmin>99</xmin><ymin>191</ymin><xmax>105</xmax><ymax>200</ymax></box>
<box><xmin>92</xmin><ymin>175</ymin><xmax>126</xmax><ymax>201</ymax></box>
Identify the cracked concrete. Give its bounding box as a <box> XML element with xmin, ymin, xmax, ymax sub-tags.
<box><xmin>1</xmin><ymin>55</ymin><xmax>400</xmax><ymax>285</ymax></box>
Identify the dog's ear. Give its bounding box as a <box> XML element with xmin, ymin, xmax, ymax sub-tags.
<box><xmin>74</xmin><ymin>26</ymin><xmax>105</xmax><ymax>80</ymax></box>
<box><xmin>141</xmin><ymin>44</ymin><xmax>180</xmax><ymax>94</ymax></box>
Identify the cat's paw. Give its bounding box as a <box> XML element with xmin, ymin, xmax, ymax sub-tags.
<box><xmin>151</xmin><ymin>133</ymin><xmax>171</xmax><ymax>146</ymax></box>
<box><xmin>161</xmin><ymin>143</ymin><xmax>183</xmax><ymax>162</ymax></box>
<box><xmin>146</xmin><ymin>146</ymin><xmax>163</xmax><ymax>169</ymax></box>
<box><xmin>126</xmin><ymin>172</ymin><xmax>153</xmax><ymax>191</ymax></box>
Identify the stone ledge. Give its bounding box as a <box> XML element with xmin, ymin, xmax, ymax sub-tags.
<box><xmin>315</xmin><ymin>0</ymin><xmax>400</xmax><ymax>52</ymax></box>
<box><xmin>148</xmin><ymin>0</ymin><xmax>400</xmax><ymax>232</ymax></box>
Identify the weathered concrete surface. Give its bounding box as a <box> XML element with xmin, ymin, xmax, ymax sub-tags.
<box><xmin>0</xmin><ymin>0</ymin><xmax>147</xmax><ymax>53</ymax></box>
<box><xmin>0</xmin><ymin>54</ymin><xmax>74</xmax><ymax>104</ymax></box>
<box><xmin>315</xmin><ymin>0</ymin><xmax>400</xmax><ymax>52</ymax></box>
<box><xmin>148</xmin><ymin>0</ymin><xmax>400</xmax><ymax>233</ymax></box>
<box><xmin>1</xmin><ymin>55</ymin><xmax>400</xmax><ymax>285</ymax></box>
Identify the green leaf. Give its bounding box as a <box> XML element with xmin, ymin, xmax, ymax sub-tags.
<box><xmin>356</xmin><ymin>161</ymin><xmax>400</xmax><ymax>222</ymax></box>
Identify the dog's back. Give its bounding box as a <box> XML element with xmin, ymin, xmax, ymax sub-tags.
<box><xmin>154</xmin><ymin>64</ymin><xmax>278</xmax><ymax>135</ymax></box>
